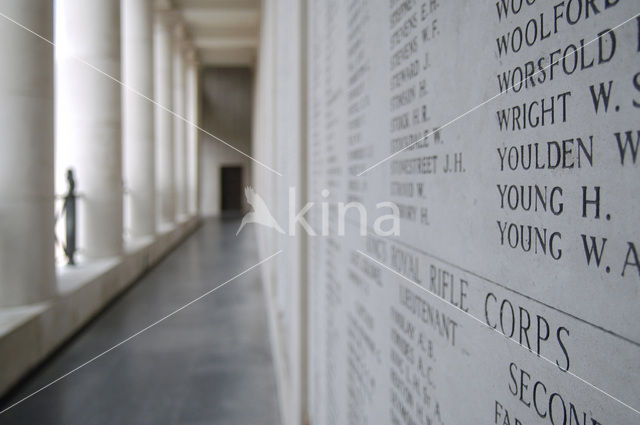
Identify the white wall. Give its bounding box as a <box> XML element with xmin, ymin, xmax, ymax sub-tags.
<box><xmin>199</xmin><ymin>67</ymin><xmax>254</xmax><ymax>217</ymax></box>
<box><xmin>252</xmin><ymin>0</ymin><xmax>308</xmax><ymax>424</ymax></box>
<box><xmin>255</xmin><ymin>1</ymin><xmax>640</xmax><ymax>425</ymax></box>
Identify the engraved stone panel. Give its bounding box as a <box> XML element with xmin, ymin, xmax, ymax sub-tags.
<box><xmin>307</xmin><ymin>1</ymin><xmax>640</xmax><ymax>424</ymax></box>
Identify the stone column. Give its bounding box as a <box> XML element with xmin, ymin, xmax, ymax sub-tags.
<box><xmin>173</xmin><ymin>24</ymin><xmax>188</xmax><ymax>221</ymax></box>
<box><xmin>154</xmin><ymin>4</ymin><xmax>175</xmax><ymax>229</ymax></box>
<box><xmin>185</xmin><ymin>52</ymin><xmax>199</xmax><ymax>216</ymax></box>
<box><xmin>0</xmin><ymin>0</ymin><xmax>55</xmax><ymax>306</ymax></box>
<box><xmin>123</xmin><ymin>0</ymin><xmax>155</xmax><ymax>238</ymax></box>
<box><xmin>57</xmin><ymin>0</ymin><xmax>123</xmax><ymax>260</ymax></box>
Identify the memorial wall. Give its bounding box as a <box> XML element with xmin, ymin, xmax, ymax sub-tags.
<box><xmin>303</xmin><ymin>1</ymin><xmax>640</xmax><ymax>424</ymax></box>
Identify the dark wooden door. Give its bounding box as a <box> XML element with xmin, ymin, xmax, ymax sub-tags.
<box><xmin>220</xmin><ymin>166</ymin><xmax>243</xmax><ymax>212</ymax></box>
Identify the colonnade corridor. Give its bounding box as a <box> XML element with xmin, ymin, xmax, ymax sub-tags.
<box><xmin>0</xmin><ymin>219</ymin><xmax>280</xmax><ymax>425</ymax></box>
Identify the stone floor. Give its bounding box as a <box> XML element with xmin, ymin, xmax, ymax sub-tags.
<box><xmin>0</xmin><ymin>218</ymin><xmax>281</xmax><ymax>425</ymax></box>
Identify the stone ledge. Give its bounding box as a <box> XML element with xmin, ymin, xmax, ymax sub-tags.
<box><xmin>0</xmin><ymin>216</ymin><xmax>200</xmax><ymax>397</ymax></box>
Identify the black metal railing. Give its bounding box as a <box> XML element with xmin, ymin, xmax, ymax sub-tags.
<box><xmin>55</xmin><ymin>169</ymin><xmax>77</xmax><ymax>265</ymax></box>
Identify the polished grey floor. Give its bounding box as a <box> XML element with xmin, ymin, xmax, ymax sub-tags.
<box><xmin>0</xmin><ymin>218</ymin><xmax>281</xmax><ymax>425</ymax></box>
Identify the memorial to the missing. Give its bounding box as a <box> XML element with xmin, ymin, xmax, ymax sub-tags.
<box><xmin>0</xmin><ymin>0</ymin><xmax>638</xmax><ymax>423</ymax></box>
<box><xmin>302</xmin><ymin>1</ymin><xmax>640</xmax><ymax>424</ymax></box>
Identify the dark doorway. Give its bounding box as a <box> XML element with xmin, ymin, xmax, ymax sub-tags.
<box><xmin>221</xmin><ymin>166</ymin><xmax>243</xmax><ymax>212</ymax></box>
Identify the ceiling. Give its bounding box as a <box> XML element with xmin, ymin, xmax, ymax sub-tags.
<box><xmin>174</xmin><ymin>0</ymin><xmax>260</xmax><ymax>67</ymax></box>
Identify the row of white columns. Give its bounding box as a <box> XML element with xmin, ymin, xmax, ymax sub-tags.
<box><xmin>0</xmin><ymin>0</ymin><xmax>200</xmax><ymax>307</ymax></box>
